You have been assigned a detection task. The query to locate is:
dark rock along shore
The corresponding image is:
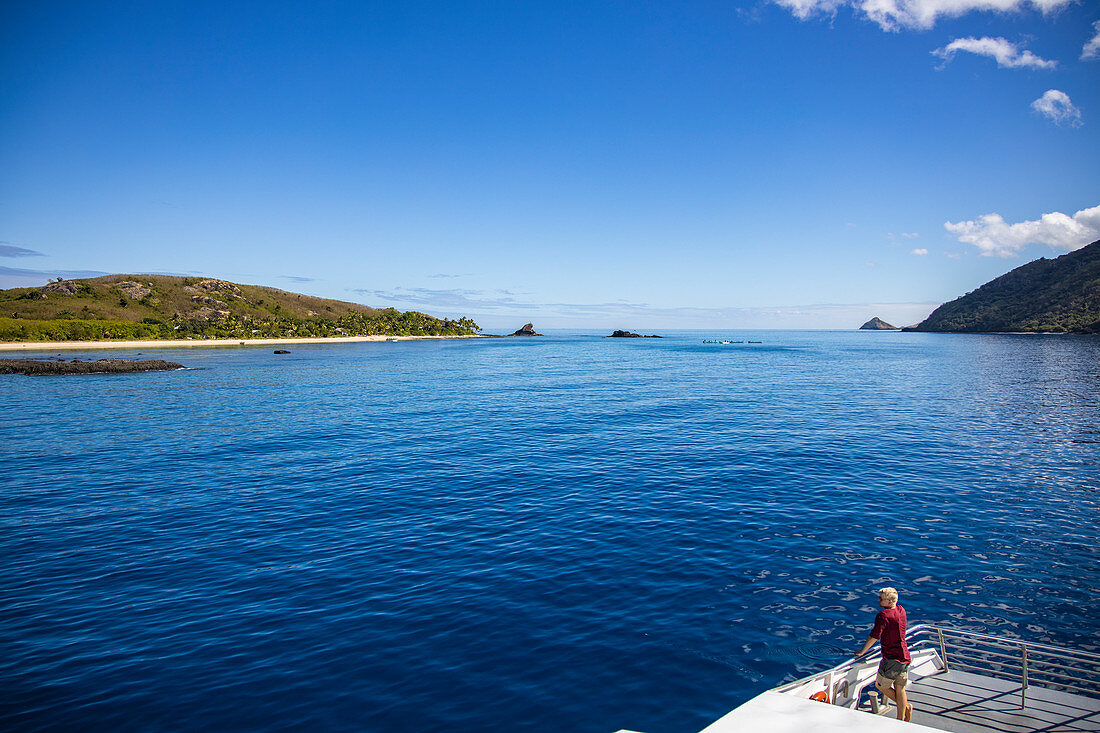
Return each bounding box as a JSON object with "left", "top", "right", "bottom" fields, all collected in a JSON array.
[
  {"left": 511, "top": 323, "right": 542, "bottom": 336},
  {"left": 0, "top": 358, "right": 185, "bottom": 376}
]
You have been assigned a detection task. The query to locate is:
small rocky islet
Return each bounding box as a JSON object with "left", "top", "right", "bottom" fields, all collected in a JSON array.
[
  {"left": 0, "top": 358, "right": 185, "bottom": 376},
  {"left": 607, "top": 330, "right": 662, "bottom": 338},
  {"left": 859, "top": 317, "right": 897, "bottom": 330}
]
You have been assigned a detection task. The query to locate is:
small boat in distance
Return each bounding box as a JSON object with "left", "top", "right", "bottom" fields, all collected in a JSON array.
[{"left": 617, "top": 624, "right": 1100, "bottom": 732}]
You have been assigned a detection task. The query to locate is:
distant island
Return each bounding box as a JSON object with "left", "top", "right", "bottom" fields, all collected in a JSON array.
[
  {"left": 608, "top": 330, "right": 663, "bottom": 338},
  {"left": 905, "top": 239, "right": 1100, "bottom": 334},
  {"left": 0, "top": 275, "right": 481, "bottom": 342},
  {"left": 859, "top": 317, "right": 897, "bottom": 330}
]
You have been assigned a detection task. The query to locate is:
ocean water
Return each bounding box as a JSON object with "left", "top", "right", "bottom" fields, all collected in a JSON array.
[{"left": 2, "top": 330, "right": 1098, "bottom": 732}]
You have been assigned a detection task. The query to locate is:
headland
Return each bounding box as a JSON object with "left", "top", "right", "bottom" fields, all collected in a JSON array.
[{"left": 0, "top": 274, "right": 482, "bottom": 343}]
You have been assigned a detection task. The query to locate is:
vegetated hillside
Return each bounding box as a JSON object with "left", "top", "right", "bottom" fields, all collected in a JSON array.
[
  {"left": 0, "top": 275, "right": 480, "bottom": 341},
  {"left": 905, "top": 239, "right": 1100, "bottom": 334}
]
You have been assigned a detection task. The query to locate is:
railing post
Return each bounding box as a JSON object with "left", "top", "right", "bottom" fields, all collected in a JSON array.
[
  {"left": 1020, "top": 644, "right": 1028, "bottom": 708},
  {"left": 937, "top": 628, "right": 949, "bottom": 673}
]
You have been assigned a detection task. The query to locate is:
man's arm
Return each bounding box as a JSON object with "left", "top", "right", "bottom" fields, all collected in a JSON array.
[
  {"left": 855, "top": 610, "right": 887, "bottom": 658},
  {"left": 854, "top": 635, "right": 878, "bottom": 658}
]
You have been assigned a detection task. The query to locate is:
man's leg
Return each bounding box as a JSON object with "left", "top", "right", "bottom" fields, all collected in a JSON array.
[
  {"left": 875, "top": 678, "right": 898, "bottom": 705},
  {"left": 875, "top": 677, "right": 893, "bottom": 708},
  {"left": 893, "top": 677, "right": 911, "bottom": 721}
]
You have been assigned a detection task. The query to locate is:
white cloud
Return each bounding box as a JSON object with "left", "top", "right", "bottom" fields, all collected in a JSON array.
[
  {"left": 910, "top": 248, "right": 929, "bottom": 255},
  {"left": 945, "top": 204, "right": 1100, "bottom": 257},
  {"left": 888, "top": 231, "right": 920, "bottom": 245},
  {"left": 774, "top": 0, "right": 848, "bottom": 21},
  {"left": 1082, "top": 20, "right": 1100, "bottom": 60},
  {"left": 772, "top": 0, "right": 1072, "bottom": 30},
  {"left": 933, "top": 37, "right": 1056, "bottom": 69},
  {"left": 1030, "top": 89, "right": 1082, "bottom": 126}
]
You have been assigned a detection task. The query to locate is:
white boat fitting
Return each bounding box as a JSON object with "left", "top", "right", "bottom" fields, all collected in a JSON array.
[{"left": 618, "top": 624, "right": 1100, "bottom": 733}]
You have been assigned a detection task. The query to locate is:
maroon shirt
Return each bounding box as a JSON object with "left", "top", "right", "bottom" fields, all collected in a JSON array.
[{"left": 870, "top": 605, "right": 910, "bottom": 663}]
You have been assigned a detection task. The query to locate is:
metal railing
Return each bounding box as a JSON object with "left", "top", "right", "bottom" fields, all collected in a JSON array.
[
  {"left": 772, "top": 624, "right": 1100, "bottom": 712},
  {"left": 907, "top": 624, "right": 1100, "bottom": 706}
]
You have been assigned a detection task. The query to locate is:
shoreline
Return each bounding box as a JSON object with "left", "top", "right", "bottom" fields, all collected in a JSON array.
[{"left": 0, "top": 334, "right": 486, "bottom": 352}]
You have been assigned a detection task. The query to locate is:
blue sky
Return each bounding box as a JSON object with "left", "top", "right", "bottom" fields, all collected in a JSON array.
[{"left": 1, "top": 0, "right": 1097, "bottom": 330}]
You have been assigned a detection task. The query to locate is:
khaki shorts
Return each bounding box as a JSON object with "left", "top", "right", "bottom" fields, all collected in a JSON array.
[{"left": 876, "top": 658, "right": 910, "bottom": 688}]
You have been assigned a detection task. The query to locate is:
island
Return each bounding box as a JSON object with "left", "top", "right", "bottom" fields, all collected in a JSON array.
[
  {"left": 510, "top": 323, "right": 542, "bottom": 336},
  {"left": 0, "top": 358, "right": 185, "bottom": 375},
  {"left": 904, "top": 239, "right": 1100, "bottom": 333},
  {"left": 608, "top": 330, "right": 663, "bottom": 338},
  {"left": 859, "top": 317, "right": 897, "bottom": 330},
  {"left": 0, "top": 274, "right": 482, "bottom": 344}
]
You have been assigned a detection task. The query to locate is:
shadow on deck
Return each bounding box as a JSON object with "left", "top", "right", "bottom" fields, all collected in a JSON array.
[{"left": 897, "top": 670, "right": 1100, "bottom": 733}]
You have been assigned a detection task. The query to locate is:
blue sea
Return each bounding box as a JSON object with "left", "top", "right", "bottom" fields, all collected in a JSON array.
[{"left": 3, "top": 331, "right": 1099, "bottom": 732}]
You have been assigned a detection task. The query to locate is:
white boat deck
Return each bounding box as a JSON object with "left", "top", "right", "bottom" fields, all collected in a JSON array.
[
  {"left": 681, "top": 671, "right": 1100, "bottom": 733},
  {"left": 694, "top": 690, "right": 942, "bottom": 732},
  {"left": 616, "top": 625, "right": 1100, "bottom": 733},
  {"left": 902, "top": 669, "right": 1100, "bottom": 733}
]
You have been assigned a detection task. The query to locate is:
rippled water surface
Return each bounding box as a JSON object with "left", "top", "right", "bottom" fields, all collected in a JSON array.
[{"left": 3, "top": 331, "right": 1099, "bottom": 732}]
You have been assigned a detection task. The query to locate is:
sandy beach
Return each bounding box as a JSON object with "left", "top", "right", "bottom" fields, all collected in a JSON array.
[{"left": 0, "top": 334, "right": 486, "bottom": 352}]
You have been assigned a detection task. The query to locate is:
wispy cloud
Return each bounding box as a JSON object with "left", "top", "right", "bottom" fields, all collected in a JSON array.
[
  {"left": 945, "top": 203, "right": 1100, "bottom": 257},
  {"left": 772, "top": 0, "right": 1072, "bottom": 31},
  {"left": 1082, "top": 20, "right": 1100, "bottom": 60},
  {"left": 887, "top": 232, "right": 919, "bottom": 246},
  {"left": 0, "top": 265, "right": 109, "bottom": 279},
  {"left": 427, "top": 273, "right": 472, "bottom": 279},
  {"left": 1030, "top": 89, "right": 1082, "bottom": 126},
  {"left": 933, "top": 37, "right": 1056, "bottom": 70},
  {"left": 0, "top": 265, "right": 111, "bottom": 289},
  {"left": 352, "top": 286, "right": 937, "bottom": 329},
  {"left": 0, "top": 242, "right": 46, "bottom": 258},
  {"left": 354, "top": 287, "right": 539, "bottom": 312},
  {"left": 280, "top": 275, "right": 318, "bottom": 283},
  {"left": 910, "top": 248, "right": 929, "bottom": 256}
]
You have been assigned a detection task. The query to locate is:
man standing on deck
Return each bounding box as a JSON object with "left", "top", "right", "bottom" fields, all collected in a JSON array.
[{"left": 854, "top": 587, "right": 913, "bottom": 722}]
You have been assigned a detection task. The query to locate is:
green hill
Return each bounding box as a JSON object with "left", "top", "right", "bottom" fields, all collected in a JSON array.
[
  {"left": 904, "top": 240, "right": 1100, "bottom": 334},
  {"left": 0, "top": 274, "right": 480, "bottom": 341}
]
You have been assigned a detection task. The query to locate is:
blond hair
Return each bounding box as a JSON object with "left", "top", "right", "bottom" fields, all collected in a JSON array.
[{"left": 879, "top": 587, "right": 899, "bottom": 604}]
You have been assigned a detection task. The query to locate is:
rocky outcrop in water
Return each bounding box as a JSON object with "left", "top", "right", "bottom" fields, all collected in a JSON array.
[
  {"left": 511, "top": 323, "right": 542, "bottom": 336},
  {"left": 859, "top": 317, "right": 897, "bottom": 330},
  {"left": 0, "top": 358, "right": 185, "bottom": 376},
  {"left": 608, "top": 330, "right": 663, "bottom": 338}
]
